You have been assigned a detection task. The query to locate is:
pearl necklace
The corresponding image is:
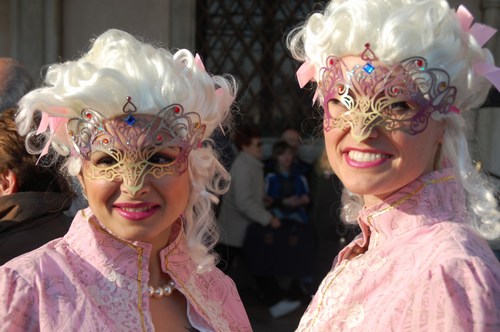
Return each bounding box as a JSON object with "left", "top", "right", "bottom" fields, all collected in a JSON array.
[{"left": 148, "top": 280, "right": 176, "bottom": 298}]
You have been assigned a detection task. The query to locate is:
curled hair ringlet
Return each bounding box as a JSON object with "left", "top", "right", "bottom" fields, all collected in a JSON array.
[
  {"left": 286, "top": 0, "right": 500, "bottom": 240},
  {"left": 16, "top": 29, "right": 238, "bottom": 269}
]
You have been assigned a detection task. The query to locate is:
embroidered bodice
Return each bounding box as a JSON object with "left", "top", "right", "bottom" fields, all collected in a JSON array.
[
  {"left": 297, "top": 169, "right": 500, "bottom": 331},
  {"left": 0, "top": 208, "right": 251, "bottom": 332}
]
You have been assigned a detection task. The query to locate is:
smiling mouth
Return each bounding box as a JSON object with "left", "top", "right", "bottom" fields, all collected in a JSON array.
[
  {"left": 348, "top": 150, "right": 391, "bottom": 162},
  {"left": 119, "top": 206, "right": 154, "bottom": 212},
  {"left": 114, "top": 204, "right": 159, "bottom": 221}
]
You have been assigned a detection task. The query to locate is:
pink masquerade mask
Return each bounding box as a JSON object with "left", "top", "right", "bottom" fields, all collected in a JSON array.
[
  {"left": 67, "top": 97, "right": 205, "bottom": 195},
  {"left": 296, "top": 6, "right": 500, "bottom": 143},
  {"left": 320, "top": 44, "right": 458, "bottom": 143}
]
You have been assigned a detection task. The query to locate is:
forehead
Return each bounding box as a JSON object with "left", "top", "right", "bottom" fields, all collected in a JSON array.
[
  {"left": 324, "top": 55, "right": 417, "bottom": 102},
  {"left": 341, "top": 56, "right": 367, "bottom": 69}
]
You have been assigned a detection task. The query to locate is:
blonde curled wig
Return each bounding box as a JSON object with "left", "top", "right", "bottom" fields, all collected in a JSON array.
[
  {"left": 16, "top": 29, "right": 238, "bottom": 269},
  {"left": 287, "top": 0, "right": 500, "bottom": 240}
]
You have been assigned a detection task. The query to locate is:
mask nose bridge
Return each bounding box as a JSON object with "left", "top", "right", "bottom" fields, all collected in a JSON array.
[
  {"left": 343, "top": 94, "right": 383, "bottom": 142},
  {"left": 119, "top": 155, "right": 150, "bottom": 196}
]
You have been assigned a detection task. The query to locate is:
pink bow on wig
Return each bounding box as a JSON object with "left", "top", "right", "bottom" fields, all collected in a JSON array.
[
  {"left": 456, "top": 5, "right": 500, "bottom": 91},
  {"left": 296, "top": 60, "right": 319, "bottom": 104},
  {"left": 35, "top": 109, "right": 69, "bottom": 162},
  {"left": 195, "top": 53, "right": 235, "bottom": 112}
]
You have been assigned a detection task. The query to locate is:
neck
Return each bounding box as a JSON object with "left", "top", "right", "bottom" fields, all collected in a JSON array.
[{"left": 147, "top": 228, "right": 172, "bottom": 286}]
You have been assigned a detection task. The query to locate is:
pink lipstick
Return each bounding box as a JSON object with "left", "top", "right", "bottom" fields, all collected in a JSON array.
[{"left": 113, "top": 202, "right": 159, "bottom": 220}]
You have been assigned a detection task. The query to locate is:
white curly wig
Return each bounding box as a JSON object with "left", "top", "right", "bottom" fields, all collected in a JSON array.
[
  {"left": 287, "top": 0, "right": 500, "bottom": 240},
  {"left": 16, "top": 29, "right": 238, "bottom": 269}
]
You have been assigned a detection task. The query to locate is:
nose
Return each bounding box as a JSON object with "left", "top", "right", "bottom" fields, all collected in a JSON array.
[
  {"left": 122, "top": 182, "right": 149, "bottom": 197},
  {"left": 120, "top": 168, "right": 151, "bottom": 197},
  {"left": 346, "top": 110, "right": 383, "bottom": 143}
]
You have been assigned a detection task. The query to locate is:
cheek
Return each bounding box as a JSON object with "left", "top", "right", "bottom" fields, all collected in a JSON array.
[
  {"left": 82, "top": 178, "right": 118, "bottom": 205},
  {"left": 158, "top": 173, "right": 191, "bottom": 203},
  {"left": 392, "top": 133, "right": 438, "bottom": 172},
  {"left": 323, "top": 130, "right": 343, "bottom": 173}
]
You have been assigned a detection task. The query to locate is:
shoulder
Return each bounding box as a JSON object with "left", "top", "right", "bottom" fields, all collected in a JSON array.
[
  {"left": 409, "top": 223, "right": 500, "bottom": 306},
  {"left": 231, "top": 154, "right": 253, "bottom": 171},
  {"left": 1, "top": 238, "right": 70, "bottom": 286},
  {"left": 0, "top": 240, "right": 69, "bottom": 327},
  {"left": 432, "top": 221, "right": 498, "bottom": 263}
]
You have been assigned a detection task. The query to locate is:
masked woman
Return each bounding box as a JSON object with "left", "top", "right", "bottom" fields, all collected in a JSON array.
[
  {"left": 0, "top": 29, "right": 251, "bottom": 332},
  {"left": 287, "top": 0, "right": 500, "bottom": 330}
]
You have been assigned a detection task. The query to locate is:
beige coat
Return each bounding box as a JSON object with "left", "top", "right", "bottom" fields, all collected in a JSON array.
[{"left": 218, "top": 151, "right": 273, "bottom": 247}]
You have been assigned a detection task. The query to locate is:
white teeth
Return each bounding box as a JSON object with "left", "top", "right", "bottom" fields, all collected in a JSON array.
[
  {"left": 348, "top": 150, "right": 389, "bottom": 162},
  {"left": 121, "top": 207, "right": 151, "bottom": 212}
]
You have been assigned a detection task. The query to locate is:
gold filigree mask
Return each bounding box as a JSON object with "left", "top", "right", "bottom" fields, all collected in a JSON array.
[
  {"left": 320, "top": 46, "right": 457, "bottom": 143},
  {"left": 67, "top": 101, "right": 205, "bottom": 195}
]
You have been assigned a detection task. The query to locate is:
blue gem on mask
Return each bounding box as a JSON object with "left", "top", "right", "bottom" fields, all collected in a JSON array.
[
  {"left": 363, "top": 63, "right": 375, "bottom": 74},
  {"left": 124, "top": 114, "right": 136, "bottom": 125}
]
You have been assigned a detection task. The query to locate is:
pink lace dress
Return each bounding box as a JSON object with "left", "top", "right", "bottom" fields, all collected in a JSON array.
[
  {"left": 297, "top": 169, "right": 500, "bottom": 331},
  {"left": 0, "top": 208, "right": 251, "bottom": 332}
]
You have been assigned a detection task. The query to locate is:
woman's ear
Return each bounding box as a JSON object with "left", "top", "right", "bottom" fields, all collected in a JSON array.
[{"left": 0, "top": 169, "right": 19, "bottom": 196}]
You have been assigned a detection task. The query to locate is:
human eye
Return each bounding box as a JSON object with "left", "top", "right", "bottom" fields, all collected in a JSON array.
[
  {"left": 388, "top": 101, "right": 411, "bottom": 112},
  {"left": 148, "top": 153, "right": 175, "bottom": 164},
  {"left": 148, "top": 147, "right": 181, "bottom": 165},
  {"left": 387, "top": 100, "right": 418, "bottom": 115},
  {"left": 91, "top": 152, "right": 118, "bottom": 167}
]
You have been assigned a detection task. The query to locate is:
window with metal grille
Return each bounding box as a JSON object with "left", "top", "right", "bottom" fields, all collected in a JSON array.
[{"left": 196, "top": 0, "right": 326, "bottom": 137}]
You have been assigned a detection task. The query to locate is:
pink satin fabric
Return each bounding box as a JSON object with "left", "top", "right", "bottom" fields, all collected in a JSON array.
[
  {"left": 0, "top": 208, "right": 251, "bottom": 332},
  {"left": 298, "top": 169, "right": 500, "bottom": 331}
]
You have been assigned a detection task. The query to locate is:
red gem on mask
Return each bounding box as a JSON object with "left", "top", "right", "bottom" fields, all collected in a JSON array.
[
  {"left": 174, "top": 106, "right": 180, "bottom": 113},
  {"left": 416, "top": 59, "right": 424, "bottom": 69},
  {"left": 329, "top": 59, "right": 334, "bottom": 66},
  {"left": 86, "top": 113, "right": 92, "bottom": 119},
  {"left": 156, "top": 134, "right": 163, "bottom": 142}
]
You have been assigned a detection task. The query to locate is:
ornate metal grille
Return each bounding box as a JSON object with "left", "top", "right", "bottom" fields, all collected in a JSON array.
[{"left": 196, "top": 0, "right": 326, "bottom": 136}]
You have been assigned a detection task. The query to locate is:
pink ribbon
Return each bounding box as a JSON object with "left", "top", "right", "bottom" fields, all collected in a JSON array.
[
  {"left": 456, "top": 5, "right": 500, "bottom": 91},
  {"left": 194, "top": 53, "right": 206, "bottom": 72},
  {"left": 449, "top": 105, "right": 460, "bottom": 114},
  {"left": 195, "top": 53, "right": 234, "bottom": 110},
  {"left": 474, "top": 63, "right": 500, "bottom": 92},
  {"left": 456, "top": 5, "right": 496, "bottom": 47},
  {"left": 296, "top": 60, "right": 315, "bottom": 88},
  {"left": 35, "top": 110, "right": 69, "bottom": 162}
]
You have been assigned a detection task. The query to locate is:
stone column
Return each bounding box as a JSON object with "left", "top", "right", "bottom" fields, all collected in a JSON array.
[
  {"left": 168, "top": 0, "right": 196, "bottom": 50},
  {"left": 9, "top": 0, "right": 61, "bottom": 83}
]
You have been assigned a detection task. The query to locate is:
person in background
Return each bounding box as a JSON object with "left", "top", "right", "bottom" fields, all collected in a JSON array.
[
  {"left": 0, "top": 108, "right": 73, "bottom": 265},
  {"left": 0, "top": 29, "right": 251, "bottom": 331},
  {"left": 265, "top": 128, "right": 311, "bottom": 178},
  {"left": 287, "top": 0, "right": 500, "bottom": 330},
  {"left": 218, "top": 125, "right": 301, "bottom": 318},
  {"left": 265, "top": 140, "right": 310, "bottom": 225},
  {"left": 0, "top": 58, "right": 34, "bottom": 112}
]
